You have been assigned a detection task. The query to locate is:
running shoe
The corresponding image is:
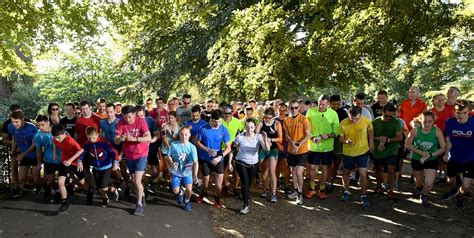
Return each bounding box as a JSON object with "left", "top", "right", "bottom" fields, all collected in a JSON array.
[
  {"left": 325, "top": 182, "right": 334, "bottom": 194},
  {"left": 341, "top": 191, "right": 351, "bottom": 202},
  {"left": 101, "top": 198, "right": 110, "bottom": 207},
  {"left": 296, "top": 194, "right": 303, "bottom": 205},
  {"left": 240, "top": 205, "right": 249, "bottom": 214},
  {"left": 233, "top": 189, "right": 242, "bottom": 199},
  {"left": 12, "top": 188, "right": 22, "bottom": 198},
  {"left": 361, "top": 195, "right": 371, "bottom": 207},
  {"left": 134, "top": 204, "right": 144, "bottom": 216},
  {"left": 271, "top": 194, "right": 277, "bottom": 203},
  {"left": 305, "top": 190, "right": 317, "bottom": 199},
  {"left": 420, "top": 194, "right": 430, "bottom": 207},
  {"left": 58, "top": 202, "right": 69, "bottom": 213},
  {"left": 196, "top": 194, "right": 205, "bottom": 204},
  {"left": 110, "top": 189, "right": 119, "bottom": 201},
  {"left": 34, "top": 185, "right": 42, "bottom": 195},
  {"left": 287, "top": 191, "right": 298, "bottom": 199},
  {"left": 177, "top": 192, "right": 184, "bottom": 205},
  {"left": 441, "top": 189, "right": 459, "bottom": 201},
  {"left": 455, "top": 196, "right": 464, "bottom": 209},
  {"left": 373, "top": 186, "right": 384, "bottom": 196},
  {"left": 184, "top": 201, "right": 192, "bottom": 211},
  {"left": 260, "top": 190, "right": 268, "bottom": 198}
]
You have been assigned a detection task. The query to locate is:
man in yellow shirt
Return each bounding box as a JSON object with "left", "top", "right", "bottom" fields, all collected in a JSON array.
[{"left": 339, "top": 106, "right": 374, "bottom": 207}]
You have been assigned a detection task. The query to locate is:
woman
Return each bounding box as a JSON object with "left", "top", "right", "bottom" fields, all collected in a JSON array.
[
  {"left": 405, "top": 110, "right": 445, "bottom": 207},
  {"left": 256, "top": 107, "right": 282, "bottom": 202},
  {"left": 161, "top": 111, "right": 181, "bottom": 179},
  {"left": 234, "top": 119, "right": 271, "bottom": 214},
  {"left": 48, "top": 102, "right": 61, "bottom": 125}
]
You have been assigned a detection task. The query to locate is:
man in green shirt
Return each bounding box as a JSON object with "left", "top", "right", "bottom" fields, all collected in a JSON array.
[
  {"left": 372, "top": 104, "right": 402, "bottom": 200},
  {"left": 305, "top": 95, "right": 340, "bottom": 200}
]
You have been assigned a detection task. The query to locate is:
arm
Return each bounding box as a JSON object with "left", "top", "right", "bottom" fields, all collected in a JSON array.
[
  {"left": 273, "top": 121, "right": 283, "bottom": 143},
  {"left": 433, "top": 128, "right": 446, "bottom": 158},
  {"left": 443, "top": 137, "right": 452, "bottom": 162},
  {"left": 2, "top": 133, "right": 12, "bottom": 145},
  {"left": 66, "top": 149, "right": 85, "bottom": 165},
  {"left": 368, "top": 129, "right": 374, "bottom": 153},
  {"left": 258, "top": 134, "right": 271, "bottom": 151},
  {"left": 255, "top": 122, "right": 263, "bottom": 133},
  {"left": 298, "top": 120, "right": 312, "bottom": 145},
  {"left": 36, "top": 144, "right": 43, "bottom": 165}
]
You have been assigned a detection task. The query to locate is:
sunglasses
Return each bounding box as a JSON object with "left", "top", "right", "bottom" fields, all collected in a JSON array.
[
  {"left": 75, "top": 112, "right": 81, "bottom": 115},
  {"left": 183, "top": 102, "right": 190, "bottom": 105},
  {"left": 290, "top": 107, "right": 299, "bottom": 110},
  {"left": 51, "top": 108, "right": 59, "bottom": 111}
]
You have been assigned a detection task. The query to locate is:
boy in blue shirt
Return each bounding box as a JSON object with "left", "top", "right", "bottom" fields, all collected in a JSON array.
[
  {"left": 34, "top": 115, "right": 62, "bottom": 201},
  {"left": 8, "top": 110, "right": 40, "bottom": 195},
  {"left": 167, "top": 126, "right": 198, "bottom": 211}
]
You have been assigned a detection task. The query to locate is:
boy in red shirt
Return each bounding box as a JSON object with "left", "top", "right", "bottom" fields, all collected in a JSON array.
[{"left": 52, "top": 124, "right": 85, "bottom": 213}]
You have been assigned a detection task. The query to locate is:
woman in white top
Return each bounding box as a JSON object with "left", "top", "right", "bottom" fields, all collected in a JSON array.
[{"left": 233, "top": 119, "right": 271, "bottom": 214}]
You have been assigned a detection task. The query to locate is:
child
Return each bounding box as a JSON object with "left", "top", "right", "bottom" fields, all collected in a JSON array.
[
  {"left": 167, "top": 126, "right": 198, "bottom": 211},
  {"left": 81, "top": 127, "right": 120, "bottom": 207},
  {"left": 52, "top": 124, "right": 85, "bottom": 213}
]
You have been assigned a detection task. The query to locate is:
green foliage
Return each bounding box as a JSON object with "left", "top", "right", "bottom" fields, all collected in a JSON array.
[{"left": 0, "top": 75, "right": 44, "bottom": 121}]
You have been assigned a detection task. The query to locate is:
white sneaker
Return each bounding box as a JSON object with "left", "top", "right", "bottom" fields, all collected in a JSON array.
[
  {"left": 296, "top": 195, "right": 303, "bottom": 205},
  {"left": 240, "top": 205, "right": 249, "bottom": 214},
  {"left": 287, "top": 191, "right": 298, "bottom": 199}
]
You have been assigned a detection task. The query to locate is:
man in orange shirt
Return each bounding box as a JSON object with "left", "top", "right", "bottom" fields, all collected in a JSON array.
[
  {"left": 283, "top": 100, "right": 312, "bottom": 205},
  {"left": 399, "top": 86, "right": 427, "bottom": 131},
  {"left": 94, "top": 98, "right": 108, "bottom": 119}
]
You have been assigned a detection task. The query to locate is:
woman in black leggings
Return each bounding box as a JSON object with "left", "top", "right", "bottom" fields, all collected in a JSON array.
[{"left": 233, "top": 119, "right": 270, "bottom": 214}]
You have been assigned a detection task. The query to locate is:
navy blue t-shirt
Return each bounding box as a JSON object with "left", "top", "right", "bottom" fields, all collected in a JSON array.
[
  {"left": 8, "top": 122, "right": 37, "bottom": 158},
  {"left": 445, "top": 117, "right": 474, "bottom": 164},
  {"left": 184, "top": 119, "right": 207, "bottom": 137}
]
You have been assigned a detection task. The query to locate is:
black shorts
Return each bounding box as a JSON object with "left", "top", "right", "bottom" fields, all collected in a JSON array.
[
  {"left": 93, "top": 168, "right": 112, "bottom": 189},
  {"left": 58, "top": 164, "right": 85, "bottom": 180},
  {"left": 44, "top": 162, "right": 60, "bottom": 175},
  {"left": 411, "top": 158, "right": 437, "bottom": 171},
  {"left": 287, "top": 153, "right": 308, "bottom": 167},
  {"left": 374, "top": 155, "right": 398, "bottom": 171},
  {"left": 200, "top": 160, "right": 224, "bottom": 176},
  {"left": 307, "top": 151, "right": 333, "bottom": 166},
  {"left": 447, "top": 160, "right": 474, "bottom": 179},
  {"left": 147, "top": 144, "right": 159, "bottom": 166},
  {"left": 19, "top": 157, "right": 38, "bottom": 166}
]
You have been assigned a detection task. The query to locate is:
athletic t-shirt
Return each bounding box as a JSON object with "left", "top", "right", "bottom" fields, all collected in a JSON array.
[
  {"left": 2, "top": 118, "right": 32, "bottom": 140},
  {"left": 222, "top": 117, "right": 242, "bottom": 143},
  {"left": 176, "top": 106, "right": 192, "bottom": 123},
  {"left": 234, "top": 133, "right": 263, "bottom": 165},
  {"left": 184, "top": 119, "right": 208, "bottom": 137},
  {"left": 431, "top": 107, "right": 454, "bottom": 132},
  {"left": 284, "top": 114, "right": 310, "bottom": 154},
  {"left": 339, "top": 117, "right": 373, "bottom": 157},
  {"left": 75, "top": 115, "right": 101, "bottom": 146},
  {"left": 52, "top": 135, "right": 82, "bottom": 165},
  {"left": 411, "top": 126, "right": 439, "bottom": 161},
  {"left": 400, "top": 98, "right": 427, "bottom": 131},
  {"left": 8, "top": 122, "right": 37, "bottom": 158},
  {"left": 100, "top": 118, "right": 121, "bottom": 150},
  {"left": 445, "top": 117, "right": 474, "bottom": 164},
  {"left": 306, "top": 107, "right": 340, "bottom": 152},
  {"left": 115, "top": 117, "right": 150, "bottom": 160},
  {"left": 197, "top": 124, "right": 231, "bottom": 162},
  {"left": 34, "top": 130, "right": 61, "bottom": 164},
  {"left": 168, "top": 141, "right": 198, "bottom": 177},
  {"left": 60, "top": 116, "right": 76, "bottom": 136},
  {"left": 372, "top": 117, "right": 402, "bottom": 158}
]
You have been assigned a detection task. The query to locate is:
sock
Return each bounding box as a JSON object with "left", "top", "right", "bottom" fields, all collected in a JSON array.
[
  {"left": 319, "top": 184, "right": 326, "bottom": 192},
  {"left": 178, "top": 189, "right": 184, "bottom": 196}
]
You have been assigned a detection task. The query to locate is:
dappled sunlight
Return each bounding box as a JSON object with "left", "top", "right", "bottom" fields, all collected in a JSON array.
[
  {"left": 360, "top": 214, "right": 416, "bottom": 231},
  {"left": 382, "top": 230, "right": 392, "bottom": 234},
  {"left": 393, "top": 208, "right": 416, "bottom": 216},
  {"left": 251, "top": 200, "right": 266, "bottom": 208},
  {"left": 219, "top": 227, "right": 243, "bottom": 237}
]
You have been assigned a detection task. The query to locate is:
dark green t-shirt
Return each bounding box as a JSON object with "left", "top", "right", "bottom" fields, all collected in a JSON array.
[{"left": 372, "top": 117, "right": 402, "bottom": 159}]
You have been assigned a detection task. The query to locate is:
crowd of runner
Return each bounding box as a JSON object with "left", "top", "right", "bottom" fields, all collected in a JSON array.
[{"left": 1, "top": 85, "right": 473, "bottom": 216}]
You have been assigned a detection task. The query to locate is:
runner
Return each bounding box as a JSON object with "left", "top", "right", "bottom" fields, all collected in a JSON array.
[
  {"left": 202, "top": 99, "right": 214, "bottom": 122},
  {"left": 400, "top": 85, "right": 428, "bottom": 131},
  {"left": 275, "top": 103, "right": 291, "bottom": 194},
  {"left": 442, "top": 100, "right": 473, "bottom": 208},
  {"left": 184, "top": 105, "right": 208, "bottom": 144},
  {"left": 305, "top": 95, "right": 339, "bottom": 200},
  {"left": 176, "top": 94, "right": 193, "bottom": 123},
  {"left": 145, "top": 98, "right": 154, "bottom": 112},
  {"left": 8, "top": 110, "right": 41, "bottom": 195},
  {"left": 234, "top": 119, "right": 271, "bottom": 214},
  {"left": 444, "top": 86, "right": 460, "bottom": 113},
  {"left": 196, "top": 110, "right": 232, "bottom": 208},
  {"left": 94, "top": 98, "right": 108, "bottom": 119},
  {"left": 405, "top": 111, "right": 446, "bottom": 207},
  {"left": 81, "top": 127, "right": 120, "bottom": 207},
  {"left": 47, "top": 102, "right": 61, "bottom": 125},
  {"left": 339, "top": 106, "right": 374, "bottom": 207},
  {"left": 60, "top": 102, "right": 77, "bottom": 136},
  {"left": 256, "top": 107, "right": 282, "bottom": 202},
  {"left": 372, "top": 104, "right": 402, "bottom": 200},
  {"left": 284, "top": 100, "right": 312, "bottom": 205},
  {"left": 114, "top": 105, "right": 152, "bottom": 216},
  {"left": 161, "top": 111, "right": 181, "bottom": 183},
  {"left": 34, "top": 115, "right": 62, "bottom": 202},
  {"left": 167, "top": 99, "right": 177, "bottom": 112},
  {"left": 52, "top": 124, "right": 86, "bottom": 213},
  {"left": 328, "top": 95, "right": 348, "bottom": 193},
  {"left": 354, "top": 93, "right": 374, "bottom": 121},
  {"left": 371, "top": 90, "right": 391, "bottom": 118},
  {"left": 167, "top": 126, "right": 199, "bottom": 211}
]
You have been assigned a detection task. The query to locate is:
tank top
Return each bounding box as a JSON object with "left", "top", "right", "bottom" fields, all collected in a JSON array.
[
  {"left": 412, "top": 126, "right": 439, "bottom": 161},
  {"left": 261, "top": 120, "right": 278, "bottom": 150}
]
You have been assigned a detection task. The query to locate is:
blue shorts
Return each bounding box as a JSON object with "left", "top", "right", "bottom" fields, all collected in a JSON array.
[
  {"left": 342, "top": 152, "right": 369, "bottom": 170},
  {"left": 308, "top": 151, "right": 333, "bottom": 166},
  {"left": 171, "top": 174, "right": 193, "bottom": 188},
  {"left": 125, "top": 157, "right": 147, "bottom": 174}
]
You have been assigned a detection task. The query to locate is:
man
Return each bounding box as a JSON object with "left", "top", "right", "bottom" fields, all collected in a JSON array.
[
  {"left": 114, "top": 102, "right": 123, "bottom": 119},
  {"left": 339, "top": 106, "right": 374, "bottom": 207},
  {"left": 442, "top": 100, "right": 474, "bottom": 208},
  {"left": 196, "top": 110, "right": 232, "bottom": 208},
  {"left": 297, "top": 99, "right": 307, "bottom": 116},
  {"left": 94, "top": 98, "right": 108, "bottom": 119},
  {"left": 284, "top": 100, "right": 312, "bottom": 205},
  {"left": 241, "top": 106, "right": 259, "bottom": 130},
  {"left": 176, "top": 94, "right": 193, "bottom": 123},
  {"left": 202, "top": 99, "right": 214, "bottom": 122},
  {"left": 354, "top": 93, "right": 374, "bottom": 121},
  {"left": 184, "top": 105, "right": 208, "bottom": 145},
  {"left": 8, "top": 111, "right": 40, "bottom": 196},
  {"left": 34, "top": 115, "right": 62, "bottom": 202},
  {"left": 371, "top": 90, "right": 391, "bottom": 118},
  {"left": 445, "top": 86, "right": 460, "bottom": 113},
  {"left": 305, "top": 95, "right": 339, "bottom": 200},
  {"left": 60, "top": 102, "right": 77, "bottom": 136},
  {"left": 275, "top": 103, "right": 291, "bottom": 194},
  {"left": 328, "top": 95, "right": 348, "bottom": 192},
  {"left": 115, "top": 105, "right": 152, "bottom": 216},
  {"left": 372, "top": 104, "right": 402, "bottom": 200},
  {"left": 221, "top": 105, "right": 243, "bottom": 198},
  {"left": 167, "top": 126, "right": 199, "bottom": 211},
  {"left": 149, "top": 97, "right": 169, "bottom": 128},
  {"left": 145, "top": 98, "right": 154, "bottom": 112},
  {"left": 167, "top": 99, "right": 177, "bottom": 112},
  {"left": 400, "top": 85, "right": 428, "bottom": 131}
]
